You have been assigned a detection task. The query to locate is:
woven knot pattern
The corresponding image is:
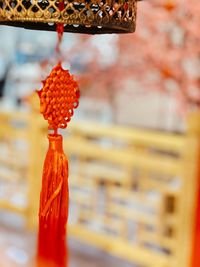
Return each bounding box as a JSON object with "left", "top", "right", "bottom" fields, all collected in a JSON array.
[{"left": 38, "top": 63, "right": 80, "bottom": 130}]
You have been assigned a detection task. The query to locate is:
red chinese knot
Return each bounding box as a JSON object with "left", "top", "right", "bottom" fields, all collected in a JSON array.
[{"left": 38, "top": 63, "right": 80, "bottom": 131}]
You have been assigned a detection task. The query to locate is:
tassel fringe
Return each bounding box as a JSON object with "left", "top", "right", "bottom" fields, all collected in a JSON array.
[{"left": 37, "top": 134, "right": 68, "bottom": 267}]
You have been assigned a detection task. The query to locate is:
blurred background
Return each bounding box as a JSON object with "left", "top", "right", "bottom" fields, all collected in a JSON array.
[{"left": 0, "top": 0, "right": 199, "bottom": 266}]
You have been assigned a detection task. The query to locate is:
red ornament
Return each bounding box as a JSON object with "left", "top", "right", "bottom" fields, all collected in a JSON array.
[
  {"left": 38, "top": 63, "right": 80, "bottom": 132},
  {"left": 36, "top": 23, "right": 80, "bottom": 267}
]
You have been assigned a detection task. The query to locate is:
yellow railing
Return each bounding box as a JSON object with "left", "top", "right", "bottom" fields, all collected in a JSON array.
[
  {"left": 0, "top": 111, "right": 199, "bottom": 267},
  {"left": 65, "top": 119, "right": 199, "bottom": 267}
]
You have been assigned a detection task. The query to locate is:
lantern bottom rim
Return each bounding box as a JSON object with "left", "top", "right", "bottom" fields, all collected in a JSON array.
[{"left": 0, "top": 20, "right": 135, "bottom": 34}]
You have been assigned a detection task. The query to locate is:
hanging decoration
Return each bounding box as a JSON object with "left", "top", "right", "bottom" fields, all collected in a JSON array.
[
  {"left": 0, "top": 0, "right": 142, "bottom": 266},
  {"left": 36, "top": 21, "right": 80, "bottom": 266}
]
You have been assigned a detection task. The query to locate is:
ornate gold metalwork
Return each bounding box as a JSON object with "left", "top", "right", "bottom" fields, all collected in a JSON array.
[{"left": 0, "top": 0, "right": 137, "bottom": 34}]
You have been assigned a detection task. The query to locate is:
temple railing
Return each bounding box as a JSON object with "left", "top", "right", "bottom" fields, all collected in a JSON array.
[{"left": 0, "top": 111, "right": 199, "bottom": 267}]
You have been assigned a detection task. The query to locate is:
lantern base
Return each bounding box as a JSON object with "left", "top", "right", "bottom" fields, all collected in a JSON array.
[
  {"left": 0, "top": 0, "right": 137, "bottom": 34},
  {"left": 0, "top": 21, "right": 135, "bottom": 34}
]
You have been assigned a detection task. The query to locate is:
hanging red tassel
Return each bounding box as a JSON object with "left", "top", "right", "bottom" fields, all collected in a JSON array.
[
  {"left": 37, "top": 134, "right": 68, "bottom": 267},
  {"left": 36, "top": 62, "right": 80, "bottom": 267}
]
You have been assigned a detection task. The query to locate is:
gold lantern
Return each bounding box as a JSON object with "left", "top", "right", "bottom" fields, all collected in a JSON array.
[{"left": 0, "top": 0, "right": 140, "bottom": 34}]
